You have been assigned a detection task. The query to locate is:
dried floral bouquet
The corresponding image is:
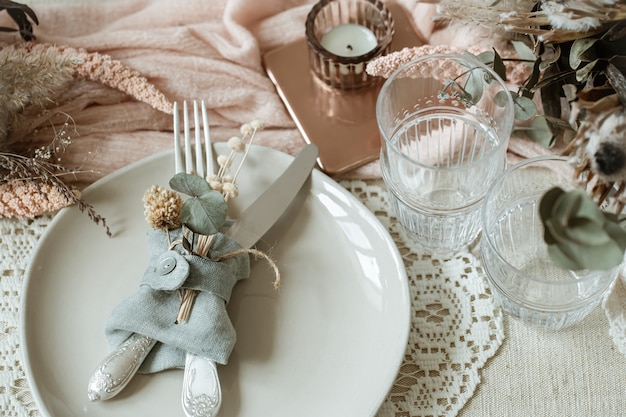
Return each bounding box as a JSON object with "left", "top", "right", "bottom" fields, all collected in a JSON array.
[
  {"left": 0, "top": 1, "right": 173, "bottom": 233},
  {"left": 368, "top": 0, "right": 626, "bottom": 270}
]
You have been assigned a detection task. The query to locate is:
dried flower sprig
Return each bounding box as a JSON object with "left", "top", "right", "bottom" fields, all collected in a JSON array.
[
  {"left": 0, "top": 114, "right": 111, "bottom": 235},
  {"left": 0, "top": 41, "right": 174, "bottom": 228},
  {"left": 143, "top": 185, "right": 183, "bottom": 230},
  {"left": 432, "top": 0, "right": 536, "bottom": 35},
  {"left": 411, "top": 1, "right": 626, "bottom": 270},
  {"left": 19, "top": 43, "right": 174, "bottom": 114},
  {"left": 501, "top": 0, "right": 626, "bottom": 42},
  {"left": 142, "top": 120, "right": 279, "bottom": 323},
  {"left": 208, "top": 119, "right": 265, "bottom": 200},
  {"left": 0, "top": 151, "right": 111, "bottom": 236}
]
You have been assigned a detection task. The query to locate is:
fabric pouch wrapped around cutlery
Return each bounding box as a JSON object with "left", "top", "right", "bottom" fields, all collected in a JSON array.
[{"left": 105, "top": 227, "right": 250, "bottom": 373}]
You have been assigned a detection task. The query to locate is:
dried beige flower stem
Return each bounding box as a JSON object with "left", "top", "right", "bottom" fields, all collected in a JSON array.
[
  {"left": 0, "top": 152, "right": 111, "bottom": 235},
  {"left": 71, "top": 49, "right": 173, "bottom": 114},
  {"left": 0, "top": 180, "right": 71, "bottom": 218},
  {"left": 16, "top": 42, "right": 173, "bottom": 114},
  {"left": 501, "top": 3, "right": 626, "bottom": 42},
  {"left": 433, "top": 0, "right": 536, "bottom": 30},
  {"left": 366, "top": 45, "right": 530, "bottom": 85}
]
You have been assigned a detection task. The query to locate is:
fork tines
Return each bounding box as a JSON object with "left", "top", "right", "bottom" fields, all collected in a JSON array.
[{"left": 173, "top": 100, "right": 214, "bottom": 178}]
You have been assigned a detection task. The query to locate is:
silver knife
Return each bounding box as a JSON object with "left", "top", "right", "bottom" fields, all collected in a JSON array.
[{"left": 87, "top": 144, "right": 319, "bottom": 402}]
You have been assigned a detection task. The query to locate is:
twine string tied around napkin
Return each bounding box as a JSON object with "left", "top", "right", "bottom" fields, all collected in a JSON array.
[{"left": 169, "top": 230, "right": 280, "bottom": 324}]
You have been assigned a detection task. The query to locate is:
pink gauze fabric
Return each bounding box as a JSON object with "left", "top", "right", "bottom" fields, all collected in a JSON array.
[{"left": 0, "top": 0, "right": 550, "bottom": 185}]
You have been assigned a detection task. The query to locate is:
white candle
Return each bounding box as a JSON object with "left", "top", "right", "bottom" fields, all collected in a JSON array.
[{"left": 320, "top": 23, "right": 377, "bottom": 57}]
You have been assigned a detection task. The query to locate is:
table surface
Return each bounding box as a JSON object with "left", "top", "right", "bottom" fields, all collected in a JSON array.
[
  {"left": 4, "top": 0, "right": 626, "bottom": 415},
  {"left": 2, "top": 179, "right": 626, "bottom": 417}
]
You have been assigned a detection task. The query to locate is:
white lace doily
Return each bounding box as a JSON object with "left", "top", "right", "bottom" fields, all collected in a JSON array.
[
  {"left": 0, "top": 215, "right": 53, "bottom": 417},
  {"left": 2, "top": 180, "right": 505, "bottom": 417},
  {"left": 342, "top": 180, "right": 504, "bottom": 417}
]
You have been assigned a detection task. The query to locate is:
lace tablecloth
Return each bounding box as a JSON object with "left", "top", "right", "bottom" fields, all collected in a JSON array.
[{"left": 3, "top": 179, "right": 626, "bottom": 417}]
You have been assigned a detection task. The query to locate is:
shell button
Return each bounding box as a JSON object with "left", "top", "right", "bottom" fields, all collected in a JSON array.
[
  {"left": 142, "top": 250, "right": 190, "bottom": 290},
  {"left": 159, "top": 256, "right": 177, "bottom": 275}
]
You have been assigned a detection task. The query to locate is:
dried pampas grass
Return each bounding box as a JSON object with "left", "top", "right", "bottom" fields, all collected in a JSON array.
[{"left": 0, "top": 42, "right": 173, "bottom": 224}]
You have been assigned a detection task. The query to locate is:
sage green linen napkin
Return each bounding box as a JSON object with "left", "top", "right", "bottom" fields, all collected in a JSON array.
[{"left": 105, "top": 228, "right": 250, "bottom": 373}]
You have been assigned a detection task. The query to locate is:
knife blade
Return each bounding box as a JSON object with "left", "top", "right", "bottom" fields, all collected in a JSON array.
[
  {"left": 225, "top": 143, "right": 318, "bottom": 247},
  {"left": 87, "top": 144, "right": 319, "bottom": 402}
]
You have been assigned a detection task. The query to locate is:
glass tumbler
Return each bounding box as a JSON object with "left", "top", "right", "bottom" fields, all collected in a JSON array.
[
  {"left": 305, "top": 0, "right": 394, "bottom": 90},
  {"left": 376, "top": 53, "right": 514, "bottom": 253},
  {"left": 480, "top": 156, "right": 621, "bottom": 331}
]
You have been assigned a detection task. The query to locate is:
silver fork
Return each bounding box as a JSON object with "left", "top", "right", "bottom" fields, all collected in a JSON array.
[
  {"left": 86, "top": 102, "right": 221, "bottom": 406},
  {"left": 173, "top": 100, "right": 222, "bottom": 417}
]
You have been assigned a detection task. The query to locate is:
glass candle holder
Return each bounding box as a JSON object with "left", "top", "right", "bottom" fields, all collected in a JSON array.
[{"left": 305, "top": 0, "right": 394, "bottom": 90}]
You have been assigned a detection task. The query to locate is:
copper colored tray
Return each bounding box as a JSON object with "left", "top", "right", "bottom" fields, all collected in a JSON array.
[{"left": 263, "top": 2, "right": 425, "bottom": 175}]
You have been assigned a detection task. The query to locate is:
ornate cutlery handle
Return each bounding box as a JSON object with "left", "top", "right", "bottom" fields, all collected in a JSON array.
[
  {"left": 87, "top": 333, "right": 157, "bottom": 401},
  {"left": 181, "top": 353, "right": 222, "bottom": 417}
]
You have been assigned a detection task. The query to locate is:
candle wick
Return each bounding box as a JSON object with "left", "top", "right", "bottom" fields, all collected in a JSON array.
[{"left": 346, "top": 44, "right": 353, "bottom": 51}]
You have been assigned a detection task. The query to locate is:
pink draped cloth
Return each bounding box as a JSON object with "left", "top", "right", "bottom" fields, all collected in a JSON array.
[{"left": 1, "top": 0, "right": 549, "bottom": 186}]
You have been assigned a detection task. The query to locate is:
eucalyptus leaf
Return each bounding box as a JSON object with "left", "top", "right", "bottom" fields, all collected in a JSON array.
[
  {"left": 553, "top": 189, "right": 603, "bottom": 225},
  {"left": 541, "top": 187, "right": 626, "bottom": 270},
  {"left": 524, "top": 59, "right": 542, "bottom": 94},
  {"left": 182, "top": 235, "right": 192, "bottom": 252},
  {"left": 539, "top": 187, "right": 565, "bottom": 223},
  {"left": 528, "top": 116, "right": 556, "bottom": 147},
  {"left": 169, "top": 172, "right": 213, "bottom": 197},
  {"left": 0, "top": 0, "right": 38, "bottom": 41},
  {"left": 180, "top": 190, "right": 227, "bottom": 236},
  {"left": 604, "top": 218, "right": 626, "bottom": 247},
  {"left": 549, "top": 237, "right": 618, "bottom": 270},
  {"left": 565, "top": 218, "right": 611, "bottom": 245},
  {"left": 570, "top": 38, "right": 598, "bottom": 69},
  {"left": 494, "top": 90, "right": 512, "bottom": 107},
  {"left": 539, "top": 44, "right": 561, "bottom": 71},
  {"left": 547, "top": 244, "right": 583, "bottom": 270},
  {"left": 544, "top": 219, "right": 568, "bottom": 245},
  {"left": 464, "top": 68, "right": 484, "bottom": 103},
  {"left": 475, "top": 50, "right": 495, "bottom": 65},
  {"left": 511, "top": 40, "right": 536, "bottom": 63},
  {"left": 602, "top": 20, "right": 626, "bottom": 42},
  {"left": 512, "top": 95, "right": 536, "bottom": 121},
  {"left": 569, "top": 240, "right": 624, "bottom": 270},
  {"left": 539, "top": 65, "right": 564, "bottom": 120},
  {"left": 569, "top": 189, "right": 605, "bottom": 223},
  {"left": 576, "top": 59, "right": 599, "bottom": 83}
]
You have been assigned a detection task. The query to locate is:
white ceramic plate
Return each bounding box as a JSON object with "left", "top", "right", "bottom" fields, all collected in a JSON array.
[{"left": 21, "top": 144, "right": 409, "bottom": 417}]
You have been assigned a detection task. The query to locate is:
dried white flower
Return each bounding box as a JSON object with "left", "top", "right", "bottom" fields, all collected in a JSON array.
[
  {"left": 217, "top": 154, "right": 229, "bottom": 167},
  {"left": 250, "top": 119, "right": 265, "bottom": 130},
  {"left": 240, "top": 123, "right": 253, "bottom": 135},
  {"left": 222, "top": 182, "right": 239, "bottom": 198},
  {"left": 227, "top": 136, "right": 245, "bottom": 152},
  {"left": 540, "top": 0, "right": 616, "bottom": 31},
  {"left": 143, "top": 185, "right": 183, "bottom": 230}
]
